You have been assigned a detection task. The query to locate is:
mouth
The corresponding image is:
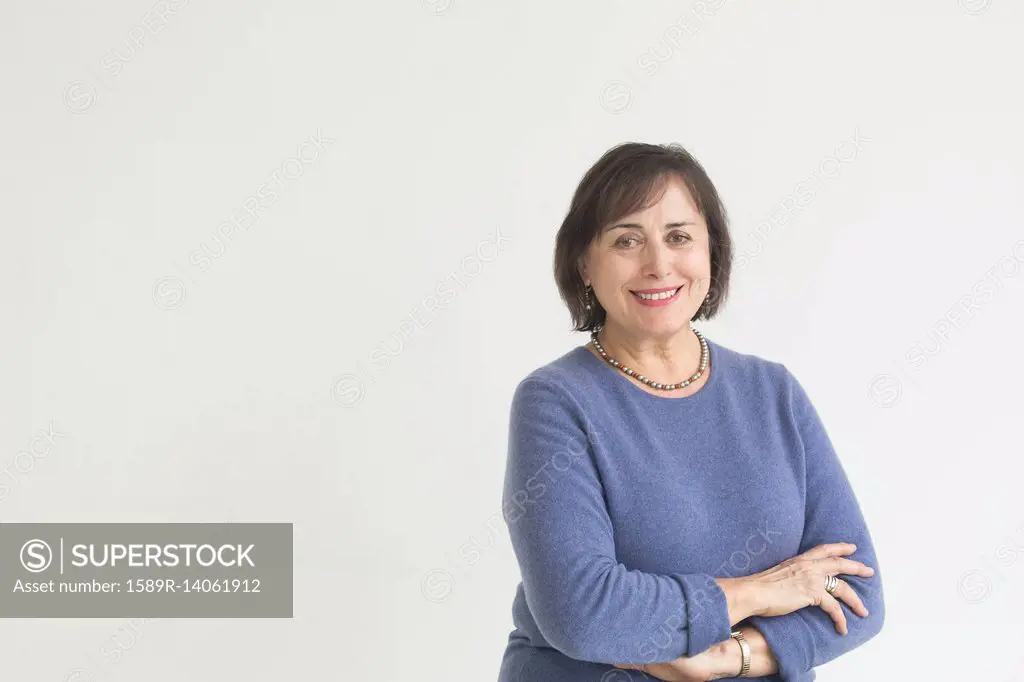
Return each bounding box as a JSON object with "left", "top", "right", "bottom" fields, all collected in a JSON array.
[{"left": 630, "top": 285, "right": 683, "bottom": 304}]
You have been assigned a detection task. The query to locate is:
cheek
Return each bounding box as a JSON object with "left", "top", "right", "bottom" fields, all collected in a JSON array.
[
  {"left": 595, "top": 260, "right": 636, "bottom": 288},
  {"left": 680, "top": 248, "right": 711, "bottom": 271}
]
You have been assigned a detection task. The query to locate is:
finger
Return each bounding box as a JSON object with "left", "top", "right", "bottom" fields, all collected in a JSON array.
[
  {"left": 802, "top": 542, "right": 858, "bottom": 561},
  {"left": 818, "top": 592, "right": 848, "bottom": 635},
  {"left": 831, "top": 579, "right": 869, "bottom": 617},
  {"left": 828, "top": 557, "right": 876, "bottom": 578}
]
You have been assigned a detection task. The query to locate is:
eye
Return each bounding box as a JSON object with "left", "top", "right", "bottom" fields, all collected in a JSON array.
[
  {"left": 669, "top": 232, "right": 691, "bottom": 245},
  {"left": 614, "top": 235, "right": 640, "bottom": 248}
]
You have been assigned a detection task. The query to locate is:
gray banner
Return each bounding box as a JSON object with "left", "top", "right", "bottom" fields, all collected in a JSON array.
[{"left": 0, "top": 523, "right": 292, "bottom": 617}]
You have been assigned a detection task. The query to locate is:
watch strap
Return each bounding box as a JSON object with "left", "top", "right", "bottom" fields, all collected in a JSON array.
[{"left": 730, "top": 629, "right": 751, "bottom": 677}]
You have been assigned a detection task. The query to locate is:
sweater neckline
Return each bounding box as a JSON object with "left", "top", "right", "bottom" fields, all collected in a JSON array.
[{"left": 574, "top": 337, "right": 722, "bottom": 404}]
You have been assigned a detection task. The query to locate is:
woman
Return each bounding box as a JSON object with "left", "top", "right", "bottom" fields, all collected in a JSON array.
[{"left": 496, "top": 142, "right": 884, "bottom": 681}]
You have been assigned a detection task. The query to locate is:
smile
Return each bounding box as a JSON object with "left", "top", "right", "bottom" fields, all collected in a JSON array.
[{"left": 630, "top": 286, "right": 683, "bottom": 306}]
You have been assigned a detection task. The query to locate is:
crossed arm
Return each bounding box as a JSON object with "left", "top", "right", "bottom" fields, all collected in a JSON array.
[
  {"left": 615, "top": 370, "right": 887, "bottom": 680},
  {"left": 613, "top": 624, "right": 779, "bottom": 680},
  {"left": 504, "top": 370, "right": 884, "bottom": 680}
]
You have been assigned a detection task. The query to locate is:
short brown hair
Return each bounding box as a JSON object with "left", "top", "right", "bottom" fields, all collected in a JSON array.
[{"left": 553, "top": 142, "right": 733, "bottom": 332}]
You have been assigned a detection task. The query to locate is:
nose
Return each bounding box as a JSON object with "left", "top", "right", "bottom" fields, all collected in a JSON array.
[{"left": 641, "top": 240, "right": 673, "bottom": 279}]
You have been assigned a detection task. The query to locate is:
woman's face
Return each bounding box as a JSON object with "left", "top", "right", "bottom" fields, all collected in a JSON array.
[{"left": 580, "top": 177, "right": 712, "bottom": 340}]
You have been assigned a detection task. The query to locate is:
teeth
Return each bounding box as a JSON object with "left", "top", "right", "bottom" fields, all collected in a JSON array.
[{"left": 635, "top": 287, "right": 680, "bottom": 301}]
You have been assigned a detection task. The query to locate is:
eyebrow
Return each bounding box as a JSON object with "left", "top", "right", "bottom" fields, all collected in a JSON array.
[{"left": 602, "top": 221, "right": 696, "bottom": 234}]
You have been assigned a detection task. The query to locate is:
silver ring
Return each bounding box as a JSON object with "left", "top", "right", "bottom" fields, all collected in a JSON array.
[{"left": 824, "top": 574, "right": 840, "bottom": 595}]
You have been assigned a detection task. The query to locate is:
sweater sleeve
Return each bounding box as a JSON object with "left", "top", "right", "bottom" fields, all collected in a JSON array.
[
  {"left": 502, "top": 376, "right": 732, "bottom": 665},
  {"left": 745, "top": 368, "right": 886, "bottom": 680}
]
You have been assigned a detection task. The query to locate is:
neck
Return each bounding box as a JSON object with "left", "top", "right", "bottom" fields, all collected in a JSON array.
[{"left": 594, "top": 321, "right": 702, "bottom": 379}]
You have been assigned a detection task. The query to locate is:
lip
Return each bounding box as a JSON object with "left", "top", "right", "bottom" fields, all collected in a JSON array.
[
  {"left": 630, "top": 286, "right": 683, "bottom": 294},
  {"left": 631, "top": 285, "right": 683, "bottom": 307}
]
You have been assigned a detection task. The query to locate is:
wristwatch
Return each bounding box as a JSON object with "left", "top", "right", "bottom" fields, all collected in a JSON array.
[{"left": 730, "top": 629, "right": 751, "bottom": 677}]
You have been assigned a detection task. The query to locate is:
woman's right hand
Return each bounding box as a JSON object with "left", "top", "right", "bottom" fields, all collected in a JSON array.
[{"left": 741, "top": 542, "right": 876, "bottom": 635}]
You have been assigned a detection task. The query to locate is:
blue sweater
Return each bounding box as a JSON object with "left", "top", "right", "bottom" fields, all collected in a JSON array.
[{"left": 497, "top": 338, "right": 885, "bottom": 682}]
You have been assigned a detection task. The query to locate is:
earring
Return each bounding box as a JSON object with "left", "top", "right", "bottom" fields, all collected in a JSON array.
[{"left": 584, "top": 284, "right": 594, "bottom": 310}]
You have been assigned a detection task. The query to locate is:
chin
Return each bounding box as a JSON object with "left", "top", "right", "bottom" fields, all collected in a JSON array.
[{"left": 636, "top": 317, "right": 691, "bottom": 338}]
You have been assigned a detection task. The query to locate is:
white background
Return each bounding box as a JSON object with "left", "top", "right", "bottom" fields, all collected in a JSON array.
[{"left": 1, "top": 0, "right": 1022, "bottom": 679}]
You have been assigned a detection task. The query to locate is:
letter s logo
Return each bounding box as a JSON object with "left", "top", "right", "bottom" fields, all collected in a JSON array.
[{"left": 20, "top": 539, "right": 52, "bottom": 573}]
